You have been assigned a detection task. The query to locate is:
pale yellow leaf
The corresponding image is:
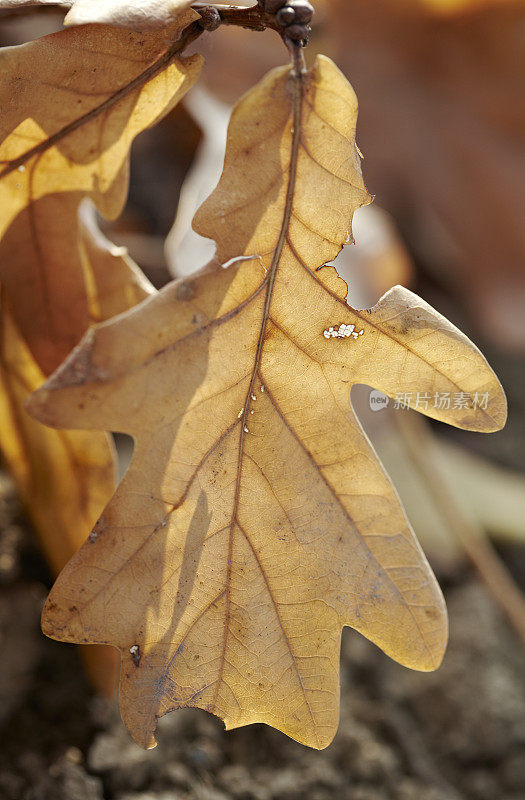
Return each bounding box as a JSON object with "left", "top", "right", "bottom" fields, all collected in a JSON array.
[
  {"left": 0, "top": 18, "right": 200, "bottom": 691},
  {"left": 0, "top": 20, "right": 201, "bottom": 373},
  {"left": 0, "top": 216, "right": 154, "bottom": 694},
  {"left": 0, "top": 0, "right": 195, "bottom": 30},
  {"left": 27, "top": 55, "right": 506, "bottom": 749}
]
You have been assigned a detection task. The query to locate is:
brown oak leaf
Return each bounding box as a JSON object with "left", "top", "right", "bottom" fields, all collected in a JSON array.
[
  {"left": 27, "top": 55, "right": 506, "bottom": 749},
  {"left": 0, "top": 0, "right": 195, "bottom": 30}
]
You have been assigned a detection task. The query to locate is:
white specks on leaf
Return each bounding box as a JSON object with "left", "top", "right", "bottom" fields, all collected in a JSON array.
[
  {"left": 323, "top": 323, "right": 364, "bottom": 340},
  {"left": 129, "top": 644, "right": 141, "bottom": 667}
]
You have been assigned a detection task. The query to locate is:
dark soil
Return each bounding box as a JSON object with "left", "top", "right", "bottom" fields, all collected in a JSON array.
[{"left": 0, "top": 472, "right": 524, "bottom": 800}]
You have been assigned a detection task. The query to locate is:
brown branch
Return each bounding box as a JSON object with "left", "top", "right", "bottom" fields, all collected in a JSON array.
[
  {"left": 194, "top": 3, "right": 279, "bottom": 31},
  {"left": 0, "top": 2, "right": 279, "bottom": 30}
]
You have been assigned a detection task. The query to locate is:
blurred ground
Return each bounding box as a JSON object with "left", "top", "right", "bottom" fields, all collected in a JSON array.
[{"left": 1, "top": 473, "right": 524, "bottom": 800}]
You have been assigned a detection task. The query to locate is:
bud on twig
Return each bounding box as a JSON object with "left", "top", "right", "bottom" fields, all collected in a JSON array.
[
  {"left": 285, "top": 23, "right": 310, "bottom": 42},
  {"left": 262, "top": 0, "right": 314, "bottom": 46},
  {"left": 288, "top": 0, "right": 314, "bottom": 24},
  {"left": 264, "top": 0, "right": 287, "bottom": 12},
  {"left": 198, "top": 5, "right": 221, "bottom": 31},
  {"left": 275, "top": 6, "right": 296, "bottom": 26}
]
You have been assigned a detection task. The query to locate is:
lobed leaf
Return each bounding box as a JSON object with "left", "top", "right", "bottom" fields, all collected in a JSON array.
[
  {"left": 28, "top": 56, "right": 506, "bottom": 749},
  {"left": 0, "top": 0, "right": 195, "bottom": 30},
  {"left": 0, "top": 17, "right": 201, "bottom": 373},
  {"left": 0, "top": 206, "right": 153, "bottom": 568},
  {"left": 0, "top": 218, "right": 153, "bottom": 694},
  {"left": 0, "top": 17, "right": 200, "bottom": 690}
]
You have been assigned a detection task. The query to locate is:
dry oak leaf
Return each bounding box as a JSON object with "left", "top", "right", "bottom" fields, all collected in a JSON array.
[
  {"left": 0, "top": 10, "right": 198, "bottom": 694},
  {"left": 0, "top": 292, "right": 124, "bottom": 694},
  {"left": 0, "top": 17, "right": 202, "bottom": 374},
  {"left": 0, "top": 210, "right": 153, "bottom": 579},
  {"left": 0, "top": 212, "right": 154, "bottom": 695},
  {"left": 27, "top": 55, "right": 507, "bottom": 750},
  {"left": 0, "top": 0, "right": 195, "bottom": 29}
]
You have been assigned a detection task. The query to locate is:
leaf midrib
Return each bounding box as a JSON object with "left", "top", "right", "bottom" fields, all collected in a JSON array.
[{"left": 211, "top": 59, "right": 305, "bottom": 714}]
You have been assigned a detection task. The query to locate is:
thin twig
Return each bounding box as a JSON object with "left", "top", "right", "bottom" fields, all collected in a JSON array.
[
  {"left": 286, "top": 38, "right": 307, "bottom": 74},
  {"left": 395, "top": 410, "right": 525, "bottom": 646},
  {"left": 201, "top": 3, "right": 279, "bottom": 31}
]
